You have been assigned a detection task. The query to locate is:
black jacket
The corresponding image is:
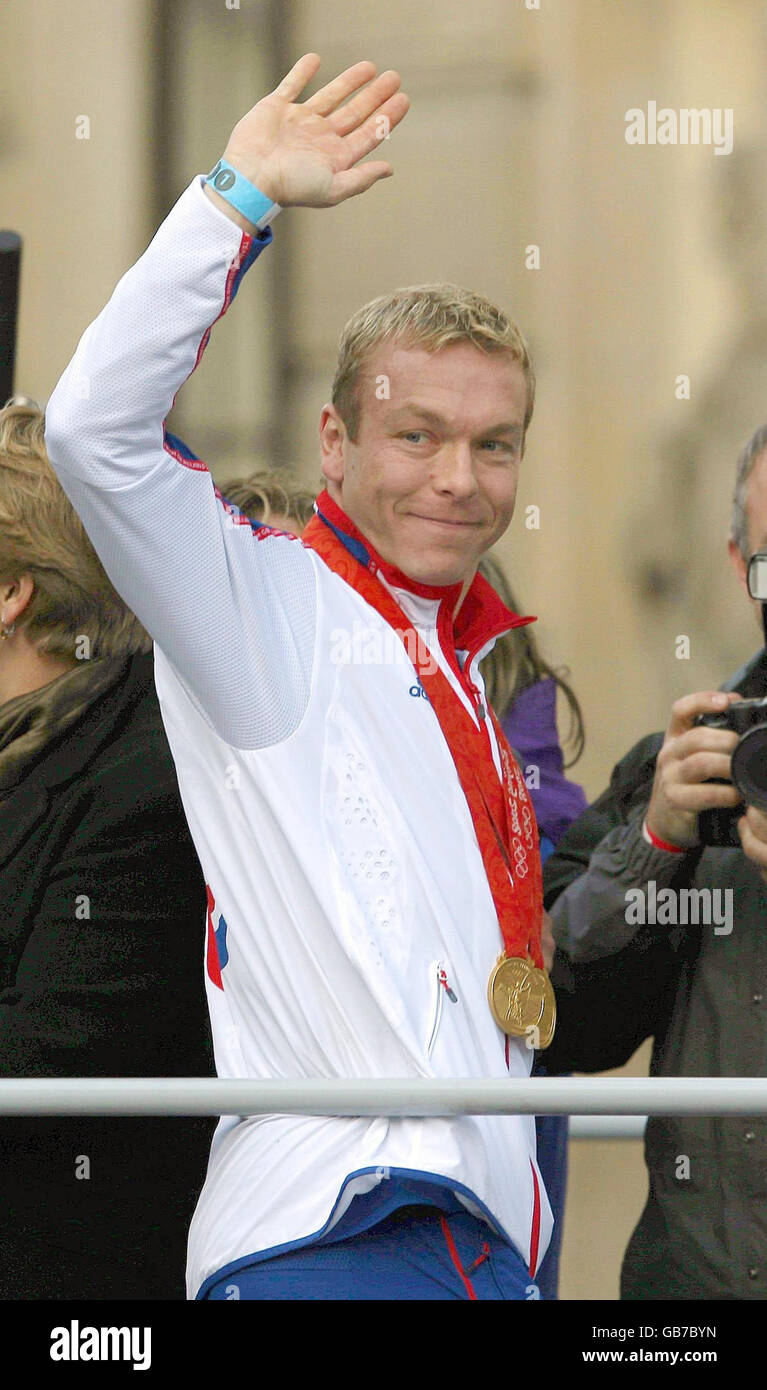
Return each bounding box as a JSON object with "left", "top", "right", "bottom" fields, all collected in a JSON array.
[
  {"left": 0, "top": 651, "right": 215, "bottom": 1299},
  {"left": 543, "top": 648, "right": 767, "bottom": 1300}
]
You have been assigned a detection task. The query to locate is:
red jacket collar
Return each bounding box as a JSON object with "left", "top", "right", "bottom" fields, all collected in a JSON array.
[{"left": 312, "top": 489, "right": 535, "bottom": 655}]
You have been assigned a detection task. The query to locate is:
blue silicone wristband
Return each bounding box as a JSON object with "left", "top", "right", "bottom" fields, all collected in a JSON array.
[{"left": 205, "top": 158, "right": 281, "bottom": 229}]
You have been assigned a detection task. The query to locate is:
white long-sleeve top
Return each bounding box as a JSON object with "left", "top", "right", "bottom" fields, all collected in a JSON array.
[{"left": 44, "top": 174, "right": 552, "bottom": 1297}]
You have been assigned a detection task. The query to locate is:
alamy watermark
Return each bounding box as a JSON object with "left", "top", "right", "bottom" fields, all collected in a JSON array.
[
  {"left": 329, "top": 620, "right": 439, "bottom": 674},
  {"left": 625, "top": 101, "right": 733, "bottom": 156},
  {"left": 624, "top": 880, "right": 733, "bottom": 935},
  {"left": 50, "top": 1321, "right": 150, "bottom": 1370}
]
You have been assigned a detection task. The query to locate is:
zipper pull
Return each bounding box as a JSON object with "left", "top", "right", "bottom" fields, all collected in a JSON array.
[
  {"left": 438, "top": 968, "right": 458, "bottom": 1003},
  {"left": 468, "top": 682, "right": 486, "bottom": 719}
]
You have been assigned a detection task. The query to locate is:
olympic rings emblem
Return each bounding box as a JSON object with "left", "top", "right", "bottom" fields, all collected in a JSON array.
[{"left": 512, "top": 837, "right": 529, "bottom": 877}]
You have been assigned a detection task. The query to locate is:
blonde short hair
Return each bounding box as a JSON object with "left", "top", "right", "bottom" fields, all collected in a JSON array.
[
  {"left": 0, "top": 403, "right": 150, "bottom": 661},
  {"left": 218, "top": 469, "right": 317, "bottom": 530},
  {"left": 331, "top": 283, "right": 535, "bottom": 444}
]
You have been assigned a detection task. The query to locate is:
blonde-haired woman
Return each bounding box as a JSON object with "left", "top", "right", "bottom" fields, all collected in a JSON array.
[{"left": 0, "top": 402, "right": 214, "bottom": 1299}]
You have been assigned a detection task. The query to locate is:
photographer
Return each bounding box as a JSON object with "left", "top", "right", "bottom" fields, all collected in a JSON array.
[{"left": 544, "top": 419, "right": 767, "bottom": 1301}]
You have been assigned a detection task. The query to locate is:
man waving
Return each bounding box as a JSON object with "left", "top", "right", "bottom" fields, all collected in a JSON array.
[{"left": 46, "top": 54, "right": 553, "bottom": 1301}]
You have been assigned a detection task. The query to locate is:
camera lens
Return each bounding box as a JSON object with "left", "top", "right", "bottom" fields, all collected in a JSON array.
[{"left": 731, "top": 722, "right": 767, "bottom": 812}]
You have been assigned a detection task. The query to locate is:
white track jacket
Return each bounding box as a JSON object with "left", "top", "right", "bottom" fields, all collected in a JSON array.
[{"left": 44, "top": 174, "right": 553, "bottom": 1297}]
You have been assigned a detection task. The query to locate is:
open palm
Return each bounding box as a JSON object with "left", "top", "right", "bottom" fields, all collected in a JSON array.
[{"left": 223, "top": 54, "right": 410, "bottom": 208}]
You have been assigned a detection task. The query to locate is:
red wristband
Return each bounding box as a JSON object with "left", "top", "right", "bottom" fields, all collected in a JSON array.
[{"left": 643, "top": 819, "right": 685, "bottom": 854}]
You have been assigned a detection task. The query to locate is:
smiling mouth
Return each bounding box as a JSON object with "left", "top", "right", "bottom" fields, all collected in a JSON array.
[{"left": 408, "top": 514, "right": 481, "bottom": 528}]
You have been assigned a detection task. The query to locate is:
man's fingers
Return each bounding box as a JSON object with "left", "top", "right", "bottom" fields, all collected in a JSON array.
[
  {"left": 666, "top": 726, "right": 739, "bottom": 762},
  {"left": 666, "top": 690, "right": 737, "bottom": 739},
  {"left": 304, "top": 59, "right": 378, "bottom": 115},
  {"left": 674, "top": 751, "right": 737, "bottom": 785},
  {"left": 745, "top": 805, "right": 767, "bottom": 836},
  {"left": 328, "top": 161, "right": 394, "bottom": 205},
  {"left": 272, "top": 53, "right": 322, "bottom": 102},
  {"left": 738, "top": 813, "right": 767, "bottom": 867},
  {"left": 237, "top": 55, "right": 406, "bottom": 209},
  {"left": 329, "top": 69, "right": 403, "bottom": 136},
  {"left": 341, "top": 93, "right": 411, "bottom": 166},
  {"left": 669, "top": 782, "right": 742, "bottom": 811}
]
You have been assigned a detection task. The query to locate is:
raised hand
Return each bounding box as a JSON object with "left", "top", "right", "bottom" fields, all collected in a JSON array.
[{"left": 214, "top": 54, "right": 409, "bottom": 216}]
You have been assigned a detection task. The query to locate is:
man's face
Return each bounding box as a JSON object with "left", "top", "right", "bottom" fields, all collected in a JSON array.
[
  {"left": 729, "top": 445, "right": 767, "bottom": 626},
  {"left": 319, "top": 340, "right": 528, "bottom": 591}
]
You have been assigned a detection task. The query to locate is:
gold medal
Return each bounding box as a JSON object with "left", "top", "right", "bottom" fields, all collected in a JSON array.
[{"left": 487, "top": 954, "right": 556, "bottom": 1049}]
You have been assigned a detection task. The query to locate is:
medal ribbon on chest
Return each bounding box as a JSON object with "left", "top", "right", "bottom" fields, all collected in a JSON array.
[{"left": 302, "top": 495, "right": 556, "bottom": 1048}]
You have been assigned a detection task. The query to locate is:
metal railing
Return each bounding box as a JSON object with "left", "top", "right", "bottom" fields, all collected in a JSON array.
[{"left": 0, "top": 1078, "right": 763, "bottom": 1142}]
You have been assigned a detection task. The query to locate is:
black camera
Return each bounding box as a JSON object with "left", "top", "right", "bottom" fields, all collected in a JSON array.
[{"left": 695, "top": 697, "right": 767, "bottom": 846}]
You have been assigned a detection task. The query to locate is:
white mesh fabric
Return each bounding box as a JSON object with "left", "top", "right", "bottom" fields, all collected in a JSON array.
[
  {"left": 53, "top": 454, "right": 317, "bottom": 749},
  {"left": 45, "top": 176, "right": 317, "bottom": 749}
]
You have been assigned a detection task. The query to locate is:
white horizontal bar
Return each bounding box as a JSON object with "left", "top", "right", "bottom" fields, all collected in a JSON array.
[
  {"left": 0, "top": 1078, "right": 759, "bottom": 1118},
  {"left": 569, "top": 1115, "right": 647, "bottom": 1140}
]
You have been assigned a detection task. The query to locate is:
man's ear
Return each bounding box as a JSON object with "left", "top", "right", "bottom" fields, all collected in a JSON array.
[
  {"left": 728, "top": 536, "right": 750, "bottom": 597},
  {"left": 319, "top": 403, "right": 347, "bottom": 486},
  {"left": 0, "top": 573, "right": 35, "bottom": 623}
]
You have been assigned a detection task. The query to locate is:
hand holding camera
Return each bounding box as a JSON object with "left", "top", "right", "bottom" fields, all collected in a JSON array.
[
  {"left": 645, "top": 690, "right": 743, "bottom": 850},
  {"left": 694, "top": 694, "right": 767, "bottom": 847}
]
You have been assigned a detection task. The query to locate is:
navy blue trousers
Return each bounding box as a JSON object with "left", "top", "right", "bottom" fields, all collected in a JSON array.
[{"left": 203, "top": 1204, "right": 539, "bottom": 1301}]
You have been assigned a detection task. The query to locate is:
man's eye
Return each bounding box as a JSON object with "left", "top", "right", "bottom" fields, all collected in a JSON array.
[
  {"left": 480, "top": 440, "right": 514, "bottom": 454},
  {"left": 401, "top": 431, "right": 426, "bottom": 443}
]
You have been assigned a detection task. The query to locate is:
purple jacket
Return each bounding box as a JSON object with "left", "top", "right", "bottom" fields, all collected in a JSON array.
[{"left": 501, "top": 676, "right": 587, "bottom": 849}]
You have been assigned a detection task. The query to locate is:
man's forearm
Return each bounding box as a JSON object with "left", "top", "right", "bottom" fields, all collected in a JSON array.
[
  {"left": 46, "top": 176, "right": 262, "bottom": 483},
  {"left": 42, "top": 174, "right": 298, "bottom": 747},
  {"left": 549, "top": 810, "right": 701, "bottom": 963}
]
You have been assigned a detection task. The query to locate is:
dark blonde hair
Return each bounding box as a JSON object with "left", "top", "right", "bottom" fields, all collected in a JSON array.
[
  {"left": 0, "top": 403, "right": 150, "bottom": 661},
  {"left": 332, "top": 283, "right": 535, "bottom": 444},
  {"left": 479, "top": 552, "right": 584, "bottom": 767},
  {"left": 218, "top": 469, "right": 317, "bottom": 531}
]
